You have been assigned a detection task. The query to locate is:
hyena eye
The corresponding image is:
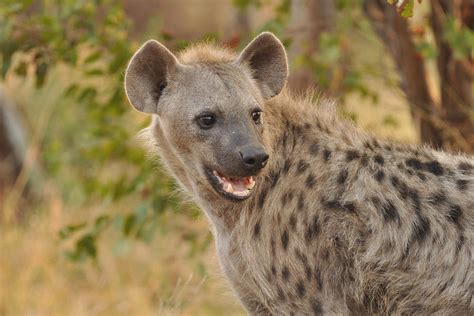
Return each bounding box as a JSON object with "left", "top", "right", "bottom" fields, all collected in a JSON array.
[
  {"left": 197, "top": 114, "right": 217, "bottom": 129},
  {"left": 252, "top": 110, "right": 262, "bottom": 124}
]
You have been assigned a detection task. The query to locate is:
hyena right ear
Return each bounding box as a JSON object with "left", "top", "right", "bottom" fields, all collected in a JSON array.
[
  {"left": 125, "top": 40, "right": 179, "bottom": 114},
  {"left": 236, "top": 32, "right": 288, "bottom": 99}
]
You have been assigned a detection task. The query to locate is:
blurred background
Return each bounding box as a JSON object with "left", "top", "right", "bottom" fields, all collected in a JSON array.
[{"left": 0, "top": 0, "right": 472, "bottom": 315}]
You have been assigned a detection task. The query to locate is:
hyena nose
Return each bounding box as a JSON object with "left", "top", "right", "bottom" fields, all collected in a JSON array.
[{"left": 239, "top": 146, "right": 269, "bottom": 171}]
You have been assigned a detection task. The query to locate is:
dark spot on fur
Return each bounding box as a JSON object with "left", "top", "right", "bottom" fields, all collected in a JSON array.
[
  {"left": 343, "top": 202, "right": 357, "bottom": 213},
  {"left": 374, "top": 170, "right": 385, "bottom": 182},
  {"left": 406, "top": 158, "right": 444, "bottom": 176},
  {"left": 447, "top": 204, "right": 462, "bottom": 224},
  {"left": 269, "top": 170, "right": 280, "bottom": 188},
  {"left": 297, "top": 160, "right": 309, "bottom": 174},
  {"left": 371, "top": 196, "right": 381, "bottom": 207},
  {"left": 289, "top": 214, "right": 297, "bottom": 231},
  {"left": 414, "top": 215, "right": 430, "bottom": 242},
  {"left": 277, "top": 287, "right": 286, "bottom": 301},
  {"left": 321, "top": 198, "right": 342, "bottom": 210},
  {"left": 271, "top": 264, "right": 277, "bottom": 276},
  {"left": 281, "top": 266, "right": 290, "bottom": 281},
  {"left": 253, "top": 221, "right": 261, "bottom": 238},
  {"left": 364, "top": 141, "right": 374, "bottom": 150},
  {"left": 390, "top": 175, "right": 400, "bottom": 187},
  {"left": 305, "top": 265, "right": 312, "bottom": 280},
  {"left": 297, "top": 193, "right": 305, "bottom": 211},
  {"left": 323, "top": 149, "right": 331, "bottom": 162},
  {"left": 322, "top": 249, "right": 330, "bottom": 260},
  {"left": 391, "top": 176, "right": 409, "bottom": 199},
  {"left": 337, "top": 170, "right": 348, "bottom": 185},
  {"left": 295, "top": 249, "right": 308, "bottom": 264},
  {"left": 281, "top": 230, "right": 289, "bottom": 250},
  {"left": 373, "top": 154, "right": 384, "bottom": 165},
  {"left": 322, "top": 198, "right": 355, "bottom": 213},
  {"left": 281, "top": 191, "right": 294, "bottom": 206},
  {"left": 458, "top": 162, "right": 473, "bottom": 175},
  {"left": 296, "top": 280, "right": 306, "bottom": 298},
  {"left": 346, "top": 150, "right": 360, "bottom": 161},
  {"left": 310, "top": 142, "right": 319, "bottom": 155},
  {"left": 270, "top": 237, "right": 276, "bottom": 256},
  {"left": 283, "top": 159, "right": 292, "bottom": 174},
  {"left": 381, "top": 200, "right": 400, "bottom": 224},
  {"left": 258, "top": 188, "right": 267, "bottom": 209},
  {"left": 311, "top": 299, "right": 324, "bottom": 315},
  {"left": 425, "top": 160, "right": 444, "bottom": 176},
  {"left": 408, "top": 189, "right": 421, "bottom": 213},
  {"left": 429, "top": 191, "right": 446, "bottom": 205},
  {"left": 314, "top": 269, "right": 323, "bottom": 290},
  {"left": 456, "top": 234, "right": 465, "bottom": 252},
  {"left": 416, "top": 172, "right": 426, "bottom": 181},
  {"left": 456, "top": 179, "right": 469, "bottom": 191},
  {"left": 306, "top": 173, "right": 316, "bottom": 188},
  {"left": 305, "top": 215, "right": 320, "bottom": 243},
  {"left": 406, "top": 158, "right": 423, "bottom": 170}
]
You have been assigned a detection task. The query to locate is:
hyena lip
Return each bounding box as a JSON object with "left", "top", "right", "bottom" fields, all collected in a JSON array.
[{"left": 205, "top": 168, "right": 256, "bottom": 201}]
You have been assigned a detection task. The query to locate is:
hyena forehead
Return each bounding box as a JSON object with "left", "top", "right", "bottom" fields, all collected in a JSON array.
[{"left": 167, "top": 64, "right": 264, "bottom": 116}]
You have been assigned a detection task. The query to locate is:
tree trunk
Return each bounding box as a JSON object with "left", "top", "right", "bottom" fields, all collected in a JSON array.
[
  {"left": 364, "top": 0, "right": 445, "bottom": 149},
  {"left": 430, "top": 0, "right": 474, "bottom": 152},
  {"left": 286, "top": 0, "right": 336, "bottom": 95},
  {"left": 364, "top": 0, "right": 474, "bottom": 153}
]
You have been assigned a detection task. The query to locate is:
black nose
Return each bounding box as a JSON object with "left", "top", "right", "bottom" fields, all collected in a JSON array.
[{"left": 239, "top": 146, "right": 269, "bottom": 171}]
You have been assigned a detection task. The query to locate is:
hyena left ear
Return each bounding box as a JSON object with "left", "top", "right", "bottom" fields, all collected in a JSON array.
[
  {"left": 125, "top": 40, "right": 179, "bottom": 114},
  {"left": 236, "top": 32, "right": 288, "bottom": 99}
]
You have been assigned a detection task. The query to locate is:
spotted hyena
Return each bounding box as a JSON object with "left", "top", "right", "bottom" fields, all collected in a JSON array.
[{"left": 124, "top": 33, "right": 473, "bottom": 315}]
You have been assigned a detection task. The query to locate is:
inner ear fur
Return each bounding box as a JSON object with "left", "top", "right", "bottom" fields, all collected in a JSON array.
[
  {"left": 125, "top": 40, "right": 178, "bottom": 114},
  {"left": 237, "top": 32, "right": 288, "bottom": 99}
]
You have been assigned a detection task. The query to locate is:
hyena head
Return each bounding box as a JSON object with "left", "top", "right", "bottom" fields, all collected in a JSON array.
[{"left": 125, "top": 33, "right": 288, "bottom": 203}]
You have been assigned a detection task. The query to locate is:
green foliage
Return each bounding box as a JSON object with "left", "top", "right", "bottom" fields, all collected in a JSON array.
[
  {"left": 386, "top": 0, "right": 415, "bottom": 17},
  {"left": 0, "top": 0, "right": 192, "bottom": 262},
  {"left": 443, "top": 17, "right": 474, "bottom": 60}
]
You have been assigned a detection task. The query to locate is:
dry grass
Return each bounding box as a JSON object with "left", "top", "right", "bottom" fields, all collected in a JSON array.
[{"left": 0, "top": 188, "right": 244, "bottom": 315}]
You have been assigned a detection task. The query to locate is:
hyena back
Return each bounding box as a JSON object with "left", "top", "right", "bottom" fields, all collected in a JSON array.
[{"left": 125, "top": 33, "right": 473, "bottom": 315}]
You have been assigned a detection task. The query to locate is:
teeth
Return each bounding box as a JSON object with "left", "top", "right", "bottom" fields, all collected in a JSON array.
[
  {"left": 223, "top": 182, "right": 234, "bottom": 193},
  {"left": 213, "top": 170, "right": 255, "bottom": 197},
  {"left": 244, "top": 177, "right": 255, "bottom": 189}
]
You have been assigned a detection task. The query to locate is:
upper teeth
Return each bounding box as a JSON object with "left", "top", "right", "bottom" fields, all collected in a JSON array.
[{"left": 213, "top": 171, "right": 255, "bottom": 197}]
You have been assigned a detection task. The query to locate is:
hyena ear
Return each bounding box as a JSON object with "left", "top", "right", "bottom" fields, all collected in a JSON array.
[
  {"left": 236, "top": 32, "right": 288, "bottom": 99},
  {"left": 125, "top": 40, "right": 179, "bottom": 114}
]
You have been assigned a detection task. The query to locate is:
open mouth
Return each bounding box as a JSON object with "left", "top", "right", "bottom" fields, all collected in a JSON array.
[{"left": 205, "top": 168, "right": 256, "bottom": 201}]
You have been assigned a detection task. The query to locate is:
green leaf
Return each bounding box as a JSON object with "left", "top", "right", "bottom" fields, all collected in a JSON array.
[
  {"left": 399, "top": 0, "right": 414, "bottom": 18},
  {"left": 83, "top": 50, "right": 102, "bottom": 64},
  {"left": 58, "top": 222, "right": 87, "bottom": 240}
]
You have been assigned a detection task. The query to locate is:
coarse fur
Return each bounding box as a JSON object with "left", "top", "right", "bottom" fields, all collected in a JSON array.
[{"left": 125, "top": 33, "right": 474, "bottom": 315}]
